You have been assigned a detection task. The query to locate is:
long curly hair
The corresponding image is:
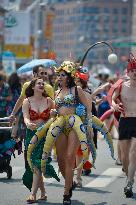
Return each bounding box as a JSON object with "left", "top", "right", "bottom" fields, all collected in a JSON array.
[
  {"left": 25, "top": 77, "right": 47, "bottom": 97},
  {"left": 57, "top": 71, "right": 76, "bottom": 88},
  {"left": 66, "top": 72, "right": 76, "bottom": 88}
]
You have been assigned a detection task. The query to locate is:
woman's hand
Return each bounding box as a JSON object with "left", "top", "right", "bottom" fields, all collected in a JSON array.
[
  {"left": 26, "top": 122, "right": 37, "bottom": 130},
  {"left": 50, "top": 109, "right": 58, "bottom": 117}
]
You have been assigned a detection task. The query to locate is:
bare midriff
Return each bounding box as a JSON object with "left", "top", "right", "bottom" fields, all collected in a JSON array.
[{"left": 57, "top": 107, "right": 75, "bottom": 116}]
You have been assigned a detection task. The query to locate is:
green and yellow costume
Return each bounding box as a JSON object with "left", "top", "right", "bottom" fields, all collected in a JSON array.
[
  {"left": 41, "top": 114, "right": 89, "bottom": 173},
  {"left": 23, "top": 119, "right": 60, "bottom": 191}
]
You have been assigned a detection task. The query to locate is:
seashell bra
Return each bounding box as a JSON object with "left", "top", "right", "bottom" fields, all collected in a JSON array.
[
  {"left": 55, "top": 88, "right": 77, "bottom": 108},
  {"left": 28, "top": 98, "right": 50, "bottom": 121}
]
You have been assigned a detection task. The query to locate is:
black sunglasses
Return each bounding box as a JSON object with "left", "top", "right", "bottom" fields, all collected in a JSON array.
[{"left": 39, "top": 71, "right": 48, "bottom": 75}]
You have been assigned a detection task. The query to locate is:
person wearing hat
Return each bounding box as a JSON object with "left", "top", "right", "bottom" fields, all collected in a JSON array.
[{"left": 111, "top": 53, "right": 136, "bottom": 198}]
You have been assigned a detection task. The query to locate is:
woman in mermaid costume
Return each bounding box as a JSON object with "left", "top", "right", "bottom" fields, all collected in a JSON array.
[
  {"left": 22, "top": 77, "right": 59, "bottom": 203},
  {"left": 30, "top": 61, "right": 93, "bottom": 205}
]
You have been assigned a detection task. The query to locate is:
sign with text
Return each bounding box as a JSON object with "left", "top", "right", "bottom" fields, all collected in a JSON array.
[{"left": 4, "top": 11, "right": 30, "bottom": 45}]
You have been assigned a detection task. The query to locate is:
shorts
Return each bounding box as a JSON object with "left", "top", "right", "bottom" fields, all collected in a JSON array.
[{"left": 119, "top": 117, "right": 136, "bottom": 140}]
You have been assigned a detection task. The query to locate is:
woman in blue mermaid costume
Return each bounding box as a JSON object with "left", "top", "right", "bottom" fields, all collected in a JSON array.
[
  {"left": 31, "top": 61, "right": 93, "bottom": 205},
  {"left": 22, "top": 77, "right": 59, "bottom": 203}
]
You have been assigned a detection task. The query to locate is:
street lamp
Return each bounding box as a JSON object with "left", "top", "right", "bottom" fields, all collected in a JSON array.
[{"left": 79, "top": 41, "right": 118, "bottom": 66}]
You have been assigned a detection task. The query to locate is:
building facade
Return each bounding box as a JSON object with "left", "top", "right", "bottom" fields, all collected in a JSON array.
[
  {"left": 131, "top": 0, "right": 136, "bottom": 56},
  {"left": 51, "top": 0, "right": 132, "bottom": 71}
]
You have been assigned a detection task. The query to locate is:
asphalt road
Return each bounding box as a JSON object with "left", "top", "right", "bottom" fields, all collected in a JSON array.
[{"left": 0, "top": 139, "right": 136, "bottom": 205}]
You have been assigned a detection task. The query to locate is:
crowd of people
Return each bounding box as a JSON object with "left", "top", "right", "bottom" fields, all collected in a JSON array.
[{"left": 0, "top": 54, "right": 136, "bottom": 204}]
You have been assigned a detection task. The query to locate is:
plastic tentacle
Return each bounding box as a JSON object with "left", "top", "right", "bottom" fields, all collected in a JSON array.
[
  {"left": 92, "top": 115, "right": 115, "bottom": 160},
  {"left": 27, "top": 118, "right": 54, "bottom": 170}
]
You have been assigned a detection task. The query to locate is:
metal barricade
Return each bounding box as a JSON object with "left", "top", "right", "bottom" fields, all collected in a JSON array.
[
  {"left": 0, "top": 117, "right": 13, "bottom": 179},
  {"left": 0, "top": 117, "right": 12, "bottom": 131}
]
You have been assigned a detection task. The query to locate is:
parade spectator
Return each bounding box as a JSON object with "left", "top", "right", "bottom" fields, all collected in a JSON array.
[{"left": 0, "top": 71, "right": 12, "bottom": 117}]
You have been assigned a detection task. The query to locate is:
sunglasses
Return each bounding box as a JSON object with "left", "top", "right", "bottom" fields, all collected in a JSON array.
[{"left": 39, "top": 71, "right": 48, "bottom": 76}]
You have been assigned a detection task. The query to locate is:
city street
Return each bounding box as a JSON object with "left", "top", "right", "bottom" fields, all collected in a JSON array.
[
  {"left": 0, "top": 1, "right": 136, "bottom": 205},
  {"left": 0, "top": 139, "right": 136, "bottom": 205}
]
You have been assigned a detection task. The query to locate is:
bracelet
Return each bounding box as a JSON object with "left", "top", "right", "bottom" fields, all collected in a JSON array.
[{"left": 87, "top": 118, "right": 93, "bottom": 127}]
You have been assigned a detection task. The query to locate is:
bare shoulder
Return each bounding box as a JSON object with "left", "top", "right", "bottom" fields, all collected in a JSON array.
[
  {"left": 77, "top": 86, "right": 82, "bottom": 92},
  {"left": 22, "top": 98, "right": 30, "bottom": 109},
  {"left": 23, "top": 98, "right": 29, "bottom": 105}
]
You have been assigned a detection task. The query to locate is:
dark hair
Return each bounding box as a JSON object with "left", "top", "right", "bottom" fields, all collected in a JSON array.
[
  {"left": 32, "top": 65, "right": 45, "bottom": 74},
  {"left": 66, "top": 72, "right": 76, "bottom": 88},
  {"left": 98, "top": 73, "right": 109, "bottom": 80},
  {"left": 8, "top": 72, "right": 21, "bottom": 91},
  {"left": 79, "top": 79, "right": 88, "bottom": 89},
  {"left": 25, "top": 77, "right": 47, "bottom": 97},
  {"left": 0, "top": 71, "right": 6, "bottom": 82}
]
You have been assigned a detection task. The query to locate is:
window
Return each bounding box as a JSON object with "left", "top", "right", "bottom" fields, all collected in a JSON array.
[
  {"left": 112, "top": 8, "right": 118, "bottom": 14},
  {"left": 103, "top": 16, "right": 110, "bottom": 23},
  {"left": 83, "top": 7, "right": 99, "bottom": 14},
  {"left": 103, "top": 8, "right": 110, "bottom": 13},
  {"left": 122, "top": 16, "right": 127, "bottom": 23},
  {"left": 122, "top": 27, "right": 127, "bottom": 33},
  {"left": 113, "top": 16, "right": 119, "bottom": 23},
  {"left": 122, "top": 8, "right": 128, "bottom": 15}
]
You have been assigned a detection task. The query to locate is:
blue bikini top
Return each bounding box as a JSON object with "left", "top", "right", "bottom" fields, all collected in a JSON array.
[{"left": 55, "top": 88, "right": 76, "bottom": 108}]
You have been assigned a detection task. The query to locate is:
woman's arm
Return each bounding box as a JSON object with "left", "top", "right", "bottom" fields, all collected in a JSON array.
[
  {"left": 77, "top": 86, "right": 92, "bottom": 120},
  {"left": 91, "top": 82, "right": 110, "bottom": 99},
  {"left": 77, "top": 86, "right": 93, "bottom": 137},
  {"left": 22, "top": 98, "right": 37, "bottom": 130},
  {"left": 47, "top": 97, "right": 55, "bottom": 110}
]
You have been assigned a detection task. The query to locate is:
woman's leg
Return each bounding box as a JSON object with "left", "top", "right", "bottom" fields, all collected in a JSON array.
[
  {"left": 39, "top": 175, "right": 46, "bottom": 196},
  {"left": 75, "top": 154, "right": 83, "bottom": 187},
  {"left": 56, "top": 133, "right": 68, "bottom": 178},
  {"left": 27, "top": 168, "right": 41, "bottom": 201},
  {"left": 64, "top": 130, "right": 80, "bottom": 195}
]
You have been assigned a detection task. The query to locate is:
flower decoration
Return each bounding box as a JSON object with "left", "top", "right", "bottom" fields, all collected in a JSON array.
[
  {"left": 54, "top": 61, "right": 77, "bottom": 77},
  {"left": 76, "top": 103, "right": 86, "bottom": 116}
]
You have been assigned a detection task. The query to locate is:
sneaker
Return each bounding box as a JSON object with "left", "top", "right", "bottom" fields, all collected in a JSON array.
[
  {"left": 74, "top": 177, "right": 82, "bottom": 188},
  {"left": 124, "top": 182, "right": 133, "bottom": 198},
  {"left": 63, "top": 195, "right": 71, "bottom": 205},
  {"left": 83, "top": 169, "right": 91, "bottom": 176},
  {"left": 115, "top": 159, "right": 122, "bottom": 166}
]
